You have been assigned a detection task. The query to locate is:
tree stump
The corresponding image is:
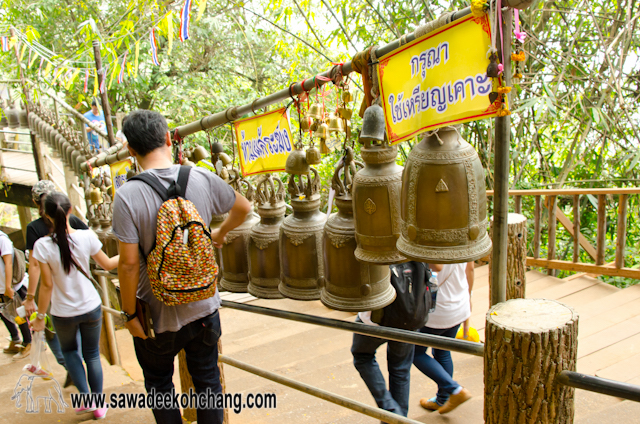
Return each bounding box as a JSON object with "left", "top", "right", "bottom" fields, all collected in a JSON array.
[
  {"left": 489, "top": 213, "right": 528, "bottom": 300},
  {"left": 485, "top": 299, "right": 578, "bottom": 424}
]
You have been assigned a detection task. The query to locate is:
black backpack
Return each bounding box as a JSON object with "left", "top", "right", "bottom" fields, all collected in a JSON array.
[{"left": 372, "top": 261, "right": 437, "bottom": 331}]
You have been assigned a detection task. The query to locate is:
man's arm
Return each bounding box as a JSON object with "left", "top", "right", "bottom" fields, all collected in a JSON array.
[
  {"left": 24, "top": 255, "right": 40, "bottom": 315},
  {"left": 3, "top": 254, "right": 13, "bottom": 299},
  {"left": 210, "top": 191, "right": 252, "bottom": 248},
  {"left": 118, "top": 241, "right": 146, "bottom": 339},
  {"left": 428, "top": 263, "right": 444, "bottom": 272}
]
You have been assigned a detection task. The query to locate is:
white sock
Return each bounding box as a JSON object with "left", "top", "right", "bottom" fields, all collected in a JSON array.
[{"left": 452, "top": 386, "right": 463, "bottom": 395}]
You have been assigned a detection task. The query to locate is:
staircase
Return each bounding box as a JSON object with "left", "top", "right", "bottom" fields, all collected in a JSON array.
[{"left": 2, "top": 265, "right": 638, "bottom": 423}]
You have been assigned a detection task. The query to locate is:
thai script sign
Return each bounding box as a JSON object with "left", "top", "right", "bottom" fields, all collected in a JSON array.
[
  {"left": 110, "top": 159, "right": 133, "bottom": 192},
  {"left": 377, "top": 14, "right": 498, "bottom": 144},
  {"left": 234, "top": 107, "right": 294, "bottom": 176}
]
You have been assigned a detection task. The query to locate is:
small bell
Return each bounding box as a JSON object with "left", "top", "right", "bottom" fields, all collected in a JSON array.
[
  {"left": 192, "top": 145, "right": 209, "bottom": 163},
  {"left": 90, "top": 187, "right": 103, "bottom": 205},
  {"left": 342, "top": 90, "right": 353, "bottom": 103},
  {"left": 126, "top": 168, "right": 138, "bottom": 180},
  {"left": 314, "top": 122, "right": 329, "bottom": 140},
  {"left": 211, "top": 141, "right": 224, "bottom": 153},
  {"left": 300, "top": 117, "right": 311, "bottom": 131},
  {"left": 218, "top": 152, "right": 232, "bottom": 166},
  {"left": 306, "top": 145, "right": 322, "bottom": 165},
  {"left": 320, "top": 139, "right": 331, "bottom": 154},
  {"left": 359, "top": 104, "right": 386, "bottom": 143},
  {"left": 327, "top": 114, "right": 344, "bottom": 133},
  {"left": 307, "top": 103, "right": 324, "bottom": 120},
  {"left": 487, "top": 52, "right": 500, "bottom": 78},
  {"left": 310, "top": 120, "right": 319, "bottom": 132},
  {"left": 182, "top": 158, "right": 196, "bottom": 167},
  {"left": 220, "top": 167, "right": 230, "bottom": 181},
  {"left": 337, "top": 107, "right": 353, "bottom": 120},
  {"left": 285, "top": 148, "right": 311, "bottom": 175}
]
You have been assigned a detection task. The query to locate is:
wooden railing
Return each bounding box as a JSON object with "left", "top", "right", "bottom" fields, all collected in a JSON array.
[{"left": 487, "top": 188, "right": 640, "bottom": 280}]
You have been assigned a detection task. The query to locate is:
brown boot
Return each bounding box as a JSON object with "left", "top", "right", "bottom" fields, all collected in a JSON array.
[
  {"left": 13, "top": 343, "right": 31, "bottom": 361},
  {"left": 3, "top": 340, "right": 22, "bottom": 354},
  {"left": 439, "top": 388, "right": 471, "bottom": 414},
  {"left": 419, "top": 397, "right": 441, "bottom": 411}
]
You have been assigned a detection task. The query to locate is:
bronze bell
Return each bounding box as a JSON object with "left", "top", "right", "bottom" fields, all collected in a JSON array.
[
  {"left": 352, "top": 105, "right": 406, "bottom": 264},
  {"left": 211, "top": 141, "right": 224, "bottom": 154},
  {"left": 18, "top": 104, "right": 28, "bottom": 129},
  {"left": 309, "top": 120, "right": 319, "bottom": 132},
  {"left": 181, "top": 158, "right": 196, "bottom": 167},
  {"left": 306, "top": 144, "right": 322, "bottom": 165},
  {"left": 219, "top": 178, "right": 260, "bottom": 292},
  {"left": 279, "top": 166, "right": 326, "bottom": 300},
  {"left": 285, "top": 147, "right": 310, "bottom": 175},
  {"left": 218, "top": 152, "right": 232, "bottom": 166},
  {"left": 300, "top": 117, "right": 311, "bottom": 132},
  {"left": 397, "top": 126, "right": 492, "bottom": 263},
  {"left": 314, "top": 122, "right": 329, "bottom": 140},
  {"left": 321, "top": 147, "right": 396, "bottom": 311},
  {"left": 327, "top": 114, "right": 344, "bottom": 133},
  {"left": 0, "top": 101, "right": 7, "bottom": 128},
  {"left": 342, "top": 90, "right": 354, "bottom": 103},
  {"left": 337, "top": 107, "right": 353, "bottom": 120},
  {"left": 6, "top": 103, "right": 19, "bottom": 129},
  {"left": 126, "top": 167, "right": 138, "bottom": 180},
  {"left": 307, "top": 102, "right": 324, "bottom": 121},
  {"left": 90, "top": 186, "right": 103, "bottom": 205},
  {"left": 248, "top": 175, "right": 286, "bottom": 298}
]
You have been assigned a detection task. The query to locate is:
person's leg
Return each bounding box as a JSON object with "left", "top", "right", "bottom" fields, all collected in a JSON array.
[
  {"left": 134, "top": 327, "right": 183, "bottom": 424},
  {"left": 46, "top": 332, "right": 66, "bottom": 367},
  {"left": 431, "top": 325, "right": 460, "bottom": 379},
  {"left": 78, "top": 306, "right": 103, "bottom": 394},
  {"left": 387, "top": 340, "right": 415, "bottom": 417},
  {"left": 52, "top": 315, "right": 89, "bottom": 394},
  {"left": 351, "top": 319, "right": 402, "bottom": 415},
  {"left": 1, "top": 313, "right": 20, "bottom": 342},
  {"left": 15, "top": 287, "right": 31, "bottom": 345},
  {"left": 413, "top": 326, "right": 460, "bottom": 405},
  {"left": 183, "top": 311, "right": 224, "bottom": 424}
]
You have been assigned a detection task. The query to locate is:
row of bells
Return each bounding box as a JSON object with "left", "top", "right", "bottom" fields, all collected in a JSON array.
[
  {"left": 215, "top": 104, "right": 492, "bottom": 311},
  {"left": 1, "top": 101, "right": 29, "bottom": 129}
]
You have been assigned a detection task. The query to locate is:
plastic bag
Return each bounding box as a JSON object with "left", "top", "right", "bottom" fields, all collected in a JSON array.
[
  {"left": 0, "top": 294, "right": 22, "bottom": 322},
  {"left": 23, "top": 331, "right": 53, "bottom": 379}
]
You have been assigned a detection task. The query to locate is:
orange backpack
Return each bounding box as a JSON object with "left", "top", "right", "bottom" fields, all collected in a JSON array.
[{"left": 129, "top": 167, "right": 218, "bottom": 306}]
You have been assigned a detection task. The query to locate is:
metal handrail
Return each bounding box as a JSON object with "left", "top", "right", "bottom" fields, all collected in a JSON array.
[
  {"left": 220, "top": 300, "right": 484, "bottom": 356},
  {"left": 487, "top": 188, "right": 640, "bottom": 196},
  {"left": 557, "top": 371, "right": 640, "bottom": 402}
]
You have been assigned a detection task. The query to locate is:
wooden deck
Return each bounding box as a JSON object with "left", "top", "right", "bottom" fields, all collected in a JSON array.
[{"left": 0, "top": 142, "right": 66, "bottom": 189}]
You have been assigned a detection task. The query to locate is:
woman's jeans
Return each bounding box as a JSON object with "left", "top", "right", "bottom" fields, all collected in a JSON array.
[
  {"left": 52, "top": 305, "right": 103, "bottom": 395},
  {"left": 413, "top": 324, "right": 461, "bottom": 405},
  {"left": 1, "top": 286, "right": 32, "bottom": 345}
]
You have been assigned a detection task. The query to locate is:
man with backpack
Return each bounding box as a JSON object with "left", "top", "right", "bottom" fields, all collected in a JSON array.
[
  {"left": 113, "top": 110, "right": 252, "bottom": 424},
  {"left": 351, "top": 261, "right": 435, "bottom": 421}
]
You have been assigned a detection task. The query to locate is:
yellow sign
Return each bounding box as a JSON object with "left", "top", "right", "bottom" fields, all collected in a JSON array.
[
  {"left": 110, "top": 159, "right": 133, "bottom": 192},
  {"left": 234, "top": 107, "right": 294, "bottom": 176},
  {"left": 377, "top": 14, "right": 498, "bottom": 144}
]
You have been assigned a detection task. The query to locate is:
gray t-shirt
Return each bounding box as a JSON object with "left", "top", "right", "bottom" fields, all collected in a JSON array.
[{"left": 112, "top": 165, "right": 236, "bottom": 334}]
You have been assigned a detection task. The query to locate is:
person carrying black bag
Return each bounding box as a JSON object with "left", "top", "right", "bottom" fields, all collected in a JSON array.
[{"left": 351, "top": 261, "right": 436, "bottom": 421}]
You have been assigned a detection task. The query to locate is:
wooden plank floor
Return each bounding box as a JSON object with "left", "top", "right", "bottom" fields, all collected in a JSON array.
[{"left": 1, "top": 144, "right": 65, "bottom": 189}]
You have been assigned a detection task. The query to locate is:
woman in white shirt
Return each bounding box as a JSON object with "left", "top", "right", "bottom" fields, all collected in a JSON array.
[
  {"left": 31, "top": 192, "right": 118, "bottom": 420},
  {"left": 413, "top": 262, "right": 474, "bottom": 414}
]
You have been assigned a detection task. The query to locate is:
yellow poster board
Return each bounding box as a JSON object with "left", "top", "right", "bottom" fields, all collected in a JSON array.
[
  {"left": 377, "top": 14, "right": 498, "bottom": 144},
  {"left": 110, "top": 159, "right": 133, "bottom": 192},
  {"left": 234, "top": 107, "right": 294, "bottom": 176}
]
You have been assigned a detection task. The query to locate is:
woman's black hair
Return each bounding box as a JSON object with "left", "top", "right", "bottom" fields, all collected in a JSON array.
[{"left": 43, "top": 192, "right": 75, "bottom": 274}]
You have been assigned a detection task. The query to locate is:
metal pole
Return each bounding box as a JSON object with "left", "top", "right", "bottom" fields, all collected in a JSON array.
[
  {"left": 557, "top": 371, "right": 640, "bottom": 402},
  {"left": 221, "top": 300, "right": 484, "bottom": 356},
  {"left": 219, "top": 355, "right": 425, "bottom": 424},
  {"left": 10, "top": 27, "right": 45, "bottom": 180},
  {"left": 490, "top": 10, "right": 512, "bottom": 307},
  {"left": 92, "top": 40, "right": 116, "bottom": 147}
]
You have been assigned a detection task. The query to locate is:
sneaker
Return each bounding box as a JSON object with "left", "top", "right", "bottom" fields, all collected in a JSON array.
[
  {"left": 64, "top": 372, "right": 74, "bottom": 388},
  {"left": 419, "top": 396, "right": 442, "bottom": 411},
  {"left": 439, "top": 387, "right": 471, "bottom": 414},
  {"left": 13, "top": 343, "right": 31, "bottom": 361},
  {"left": 93, "top": 407, "right": 108, "bottom": 420},
  {"left": 75, "top": 405, "right": 97, "bottom": 415},
  {"left": 3, "top": 340, "right": 22, "bottom": 354}
]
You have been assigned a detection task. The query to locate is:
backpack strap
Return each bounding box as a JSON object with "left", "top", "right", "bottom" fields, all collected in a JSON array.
[
  {"left": 170, "top": 166, "right": 191, "bottom": 199},
  {"left": 128, "top": 173, "right": 170, "bottom": 202}
]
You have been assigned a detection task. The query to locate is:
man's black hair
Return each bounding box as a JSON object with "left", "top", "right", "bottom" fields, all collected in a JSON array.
[
  {"left": 123, "top": 109, "right": 168, "bottom": 157},
  {"left": 91, "top": 99, "right": 98, "bottom": 107}
]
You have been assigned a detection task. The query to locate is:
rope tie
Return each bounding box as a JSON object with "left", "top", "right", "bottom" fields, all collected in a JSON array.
[
  {"left": 425, "top": 128, "right": 444, "bottom": 145},
  {"left": 369, "top": 45, "right": 380, "bottom": 100}
]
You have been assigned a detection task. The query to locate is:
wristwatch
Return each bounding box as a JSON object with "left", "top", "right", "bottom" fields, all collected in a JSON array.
[
  {"left": 122, "top": 311, "right": 137, "bottom": 322},
  {"left": 36, "top": 312, "right": 46, "bottom": 321},
  {"left": 26, "top": 294, "right": 35, "bottom": 301}
]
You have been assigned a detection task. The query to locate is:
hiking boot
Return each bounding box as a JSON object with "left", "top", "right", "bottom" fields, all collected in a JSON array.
[
  {"left": 13, "top": 343, "right": 31, "bottom": 361},
  {"left": 439, "top": 388, "right": 471, "bottom": 414},
  {"left": 3, "top": 340, "right": 22, "bottom": 354},
  {"left": 419, "top": 396, "right": 442, "bottom": 411}
]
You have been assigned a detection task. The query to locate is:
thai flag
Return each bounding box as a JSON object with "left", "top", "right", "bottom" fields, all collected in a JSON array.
[
  {"left": 99, "top": 64, "right": 107, "bottom": 93},
  {"left": 118, "top": 53, "right": 127, "bottom": 83},
  {"left": 83, "top": 69, "right": 89, "bottom": 92},
  {"left": 1, "top": 37, "right": 8, "bottom": 52},
  {"left": 179, "top": 0, "right": 192, "bottom": 42},
  {"left": 150, "top": 29, "right": 159, "bottom": 66}
]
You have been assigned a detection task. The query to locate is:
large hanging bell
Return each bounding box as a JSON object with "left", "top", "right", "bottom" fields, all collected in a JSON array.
[
  {"left": 248, "top": 175, "right": 286, "bottom": 298},
  {"left": 220, "top": 179, "right": 260, "bottom": 293},
  {"left": 397, "top": 126, "right": 492, "bottom": 263},
  {"left": 321, "top": 147, "right": 396, "bottom": 312},
  {"left": 352, "top": 105, "right": 405, "bottom": 264},
  {"left": 211, "top": 141, "right": 224, "bottom": 154},
  {"left": 307, "top": 102, "right": 324, "bottom": 121},
  {"left": 90, "top": 187, "right": 103, "bottom": 205},
  {"left": 6, "top": 103, "right": 19, "bottom": 129},
  {"left": 314, "top": 122, "right": 329, "bottom": 140},
  {"left": 279, "top": 168, "right": 326, "bottom": 300},
  {"left": 327, "top": 114, "right": 344, "bottom": 133},
  {"left": 359, "top": 104, "right": 386, "bottom": 143},
  {"left": 285, "top": 147, "right": 310, "bottom": 175},
  {"left": 18, "top": 104, "right": 28, "bottom": 129}
]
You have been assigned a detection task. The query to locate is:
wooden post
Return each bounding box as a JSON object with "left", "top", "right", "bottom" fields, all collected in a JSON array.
[
  {"left": 490, "top": 10, "right": 512, "bottom": 307},
  {"left": 533, "top": 196, "right": 541, "bottom": 259},
  {"left": 547, "top": 195, "right": 557, "bottom": 276},
  {"left": 64, "top": 165, "right": 84, "bottom": 217},
  {"left": 596, "top": 194, "right": 606, "bottom": 266},
  {"left": 485, "top": 299, "right": 578, "bottom": 423},
  {"left": 98, "top": 274, "right": 120, "bottom": 366},
  {"left": 514, "top": 195, "right": 522, "bottom": 214},
  {"left": 615, "top": 194, "right": 628, "bottom": 269},
  {"left": 91, "top": 40, "right": 116, "bottom": 147},
  {"left": 489, "top": 213, "right": 528, "bottom": 300},
  {"left": 572, "top": 195, "right": 580, "bottom": 263},
  {"left": 178, "top": 339, "right": 229, "bottom": 423}
]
